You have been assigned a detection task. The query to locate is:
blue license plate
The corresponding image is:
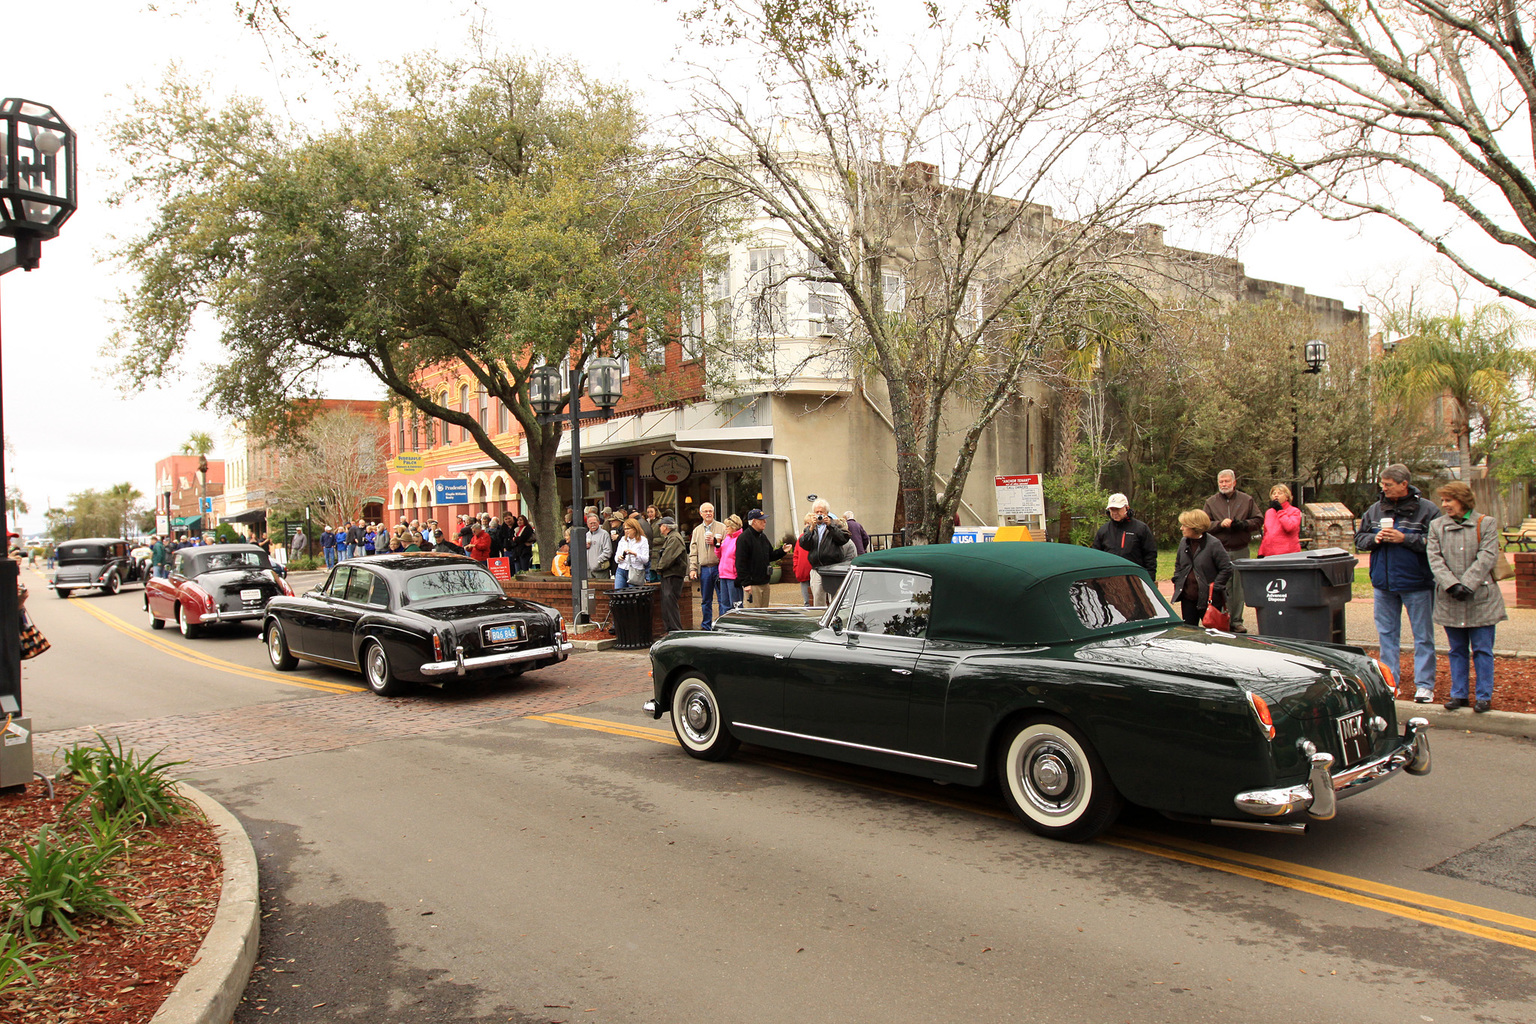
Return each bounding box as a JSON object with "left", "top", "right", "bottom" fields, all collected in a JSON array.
[{"left": 485, "top": 624, "right": 521, "bottom": 645}]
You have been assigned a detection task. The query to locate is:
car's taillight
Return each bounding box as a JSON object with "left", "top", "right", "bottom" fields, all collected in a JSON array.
[
  {"left": 1373, "top": 657, "right": 1397, "bottom": 691},
  {"left": 432, "top": 632, "right": 444, "bottom": 662},
  {"left": 1246, "top": 691, "right": 1276, "bottom": 740},
  {"left": 557, "top": 615, "right": 568, "bottom": 642}
]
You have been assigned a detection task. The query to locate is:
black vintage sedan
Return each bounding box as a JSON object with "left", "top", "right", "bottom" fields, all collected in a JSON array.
[
  {"left": 50, "top": 538, "right": 138, "bottom": 597},
  {"left": 259, "top": 553, "right": 571, "bottom": 696},
  {"left": 646, "top": 543, "right": 1431, "bottom": 842}
]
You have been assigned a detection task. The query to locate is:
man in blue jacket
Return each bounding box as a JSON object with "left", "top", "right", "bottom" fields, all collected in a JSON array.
[{"left": 1355, "top": 464, "right": 1441, "bottom": 702}]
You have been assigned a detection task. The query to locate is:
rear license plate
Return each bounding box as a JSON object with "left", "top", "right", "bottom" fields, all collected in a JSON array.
[
  {"left": 1336, "top": 711, "right": 1371, "bottom": 767},
  {"left": 484, "top": 623, "right": 523, "bottom": 645},
  {"left": 240, "top": 589, "right": 262, "bottom": 602}
]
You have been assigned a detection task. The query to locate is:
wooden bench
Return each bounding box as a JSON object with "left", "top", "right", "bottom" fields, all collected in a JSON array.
[{"left": 1502, "top": 518, "right": 1536, "bottom": 551}]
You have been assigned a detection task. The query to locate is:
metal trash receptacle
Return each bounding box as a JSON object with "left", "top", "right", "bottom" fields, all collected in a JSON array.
[
  {"left": 1231, "top": 547, "right": 1358, "bottom": 643},
  {"left": 608, "top": 585, "right": 658, "bottom": 649}
]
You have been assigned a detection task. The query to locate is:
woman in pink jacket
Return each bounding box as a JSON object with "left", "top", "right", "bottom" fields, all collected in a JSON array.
[
  {"left": 1258, "top": 484, "right": 1303, "bottom": 556},
  {"left": 717, "top": 514, "right": 743, "bottom": 612}
]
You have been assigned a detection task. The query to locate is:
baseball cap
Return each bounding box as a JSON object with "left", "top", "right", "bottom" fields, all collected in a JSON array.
[
  {"left": 748, "top": 509, "right": 766, "bottom": 521},
  {"left": 658, "top": 516, "right": 676, "bottom": 526},
  {"left": 1106, "top": 493, "right": 1129, "bottom": 510}
]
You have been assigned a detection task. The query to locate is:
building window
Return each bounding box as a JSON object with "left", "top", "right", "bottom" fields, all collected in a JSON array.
[
  {"left": 496, "top": 396, "right": 508, "bottom": 434},
  {"left": 746, "top": 247, "right": 787, "bottom": 336},
  {"left": 478, "top": 388, "right": 489, "bottom": 431},
  {"left": 411, "top": 417, "right": 420, "bottom": 451},
  {"left": 882, "top": 270, "right": 906, "bottom": 313},
  {"left": 398, "top": 416, "right": 407, "bottom": 453},
  {"left": 460, "top": 385, "right": 471, "bottom": 441},
  {"left": 807, "top": 258, "right": 843, "bottom": 336}
]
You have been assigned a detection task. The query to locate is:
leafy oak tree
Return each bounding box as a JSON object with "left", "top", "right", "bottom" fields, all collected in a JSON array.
[{"left": 109, "top": 51, "right": 722, "bottom": 568}]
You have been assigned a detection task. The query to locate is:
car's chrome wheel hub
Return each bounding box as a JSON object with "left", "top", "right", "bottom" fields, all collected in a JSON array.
[
  {"left": 1030, "top": 752, "right": 1070, "bottom": 797},
  {"left": 1016, "top": 735, "right": 1083, "bottom": 816},
  {"left": 369, "top": 648, "right": 386, "bottom": 685},
  {"left": 268, "top": 630, "right": 283, "bottom": 660},
  {"left": 684, "top": 694, "right": 712, "bottom": 737}
]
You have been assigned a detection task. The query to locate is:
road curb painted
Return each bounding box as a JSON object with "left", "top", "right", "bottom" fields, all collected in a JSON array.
[
  {"left": 150, "top": 784, "right": 260, "bottom": 1024},
  {"left": 1393, "top": 700, "right": 1536, "bottom": 741}
]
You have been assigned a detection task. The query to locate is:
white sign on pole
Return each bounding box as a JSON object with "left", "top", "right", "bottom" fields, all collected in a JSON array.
[{"left": 995, "top": 474, "right": 1044, "bottom": 517}]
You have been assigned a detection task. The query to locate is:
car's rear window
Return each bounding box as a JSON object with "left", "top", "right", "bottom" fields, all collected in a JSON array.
[
  {"left": 1068, "top": 575, "right": 1171, "bottom": 630},
  {"left": 404, "top": 568, "right": 504, "bottom": 603},
  {"left": 201, "top": 551, "right": 269, "bottom": 572},
  {"left": 57, "top": 545, "right": 110, "bottom": 565}
]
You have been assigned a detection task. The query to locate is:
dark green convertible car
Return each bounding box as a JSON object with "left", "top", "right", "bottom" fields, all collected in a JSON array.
[{"left": 646, "top": 543, "right": 1430, "bottom": 841}]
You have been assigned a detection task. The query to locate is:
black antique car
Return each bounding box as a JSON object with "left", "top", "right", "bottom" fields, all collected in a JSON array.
[
  {"left": 259, "top": 553, "right": 572, "bottom": 696},
  {"left": 50, "top": 538, "right": 139, "bottom": 597},
  {"left": 646, "top": 543, "right": 1431, "bottom": 842},
  {"left": 145, "top": 543, "right": 292, "bottom": 636}
]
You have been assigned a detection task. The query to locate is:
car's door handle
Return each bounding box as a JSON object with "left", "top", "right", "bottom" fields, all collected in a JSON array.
[
  {"left": 773, "top": 653, "right": 786, "bottom": 659},
  {"left": 891, "top": 668, "right": 912, "bottom": 675}
]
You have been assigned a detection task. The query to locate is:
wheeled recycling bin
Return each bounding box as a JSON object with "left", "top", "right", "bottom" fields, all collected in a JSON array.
[{"left": 1231, "top": 546, "right": 1358, "bottom": 644}]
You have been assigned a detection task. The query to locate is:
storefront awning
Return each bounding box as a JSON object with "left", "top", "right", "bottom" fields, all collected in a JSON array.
[{"left": 220, "top": 508, "right": 268, "bottom": 525}]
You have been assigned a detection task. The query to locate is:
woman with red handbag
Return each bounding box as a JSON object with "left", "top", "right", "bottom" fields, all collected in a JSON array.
[{"left": 1171, "top": 509, "right": 1233, "bottom": 627}]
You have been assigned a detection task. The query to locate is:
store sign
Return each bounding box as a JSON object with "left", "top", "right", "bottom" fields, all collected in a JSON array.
[
  {"left": 646, "top": 451, "right": 694, "bottom": 485},
  {"left": 393, "top": 453, "right": 424, "bottom": 474},
  {"left": 994, "top": 474, "right": 1044, "bottom": 517},
  {"left": 434, "top": 478, "right": 469, "bottom": 504}
]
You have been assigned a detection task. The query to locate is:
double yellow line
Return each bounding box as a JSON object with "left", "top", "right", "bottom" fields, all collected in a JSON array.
[
  {"left": 63, "top": 593, "right": 365, "bottom": 696},
  {"left": 529, "top": 711, "right": 1536, "bottom": 952}
]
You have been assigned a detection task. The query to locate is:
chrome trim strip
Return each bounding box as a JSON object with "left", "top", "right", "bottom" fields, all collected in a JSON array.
[
  {"left": 209, "top": 609, "right": 264, "bottom": 623},
  {"left": 732, "top": 721, "right": 977, "bottom": 770},
  {"left": 418, "top": 641, "right": 571, "bottom": 676}
]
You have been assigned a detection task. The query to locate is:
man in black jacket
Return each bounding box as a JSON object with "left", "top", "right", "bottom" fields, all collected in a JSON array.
[
  {"left": 1202, "top": 470, "right": 1264, "bottom": 633},
  {"left": 1090, "top": 493, "right": 1157, "bottom": 576},
  {"left": 737, "top": 509, "right": 791, "bottom": 607},
  {"left": 798, "top": 499, "right": 853, "bottom": 605},
  {"left": 653, "top": 517, "right": 688, "bottom": 632}
]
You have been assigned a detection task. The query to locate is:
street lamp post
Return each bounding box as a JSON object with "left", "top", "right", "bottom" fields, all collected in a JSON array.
[
  {"left": 530, "top": 357, "right": 623, "bottom": 622},
  {"left": 0, "top": 98, "right": 77, "bottom": 786},
  {"left": 1292, "top": 339, "right": 1329, "bottom": 505}
]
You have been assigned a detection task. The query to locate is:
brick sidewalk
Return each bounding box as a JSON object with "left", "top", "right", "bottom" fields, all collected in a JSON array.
[{"left": 36, "top": 651, "right": 655, "bottom": 775}]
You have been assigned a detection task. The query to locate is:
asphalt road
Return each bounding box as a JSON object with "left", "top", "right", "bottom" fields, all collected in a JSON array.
[{"left": 18, "top": 567, "right": 1536, "bottom": 1024}]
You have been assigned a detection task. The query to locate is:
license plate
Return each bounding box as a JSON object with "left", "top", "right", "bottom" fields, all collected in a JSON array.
[
  {"left": 1336, "top": 711, "right": 1371, "bottom": 767},
  {"left": 240, "top": 589, "right": 262, "bottom": 602},
  {"left": 484, "top": 623, "right": 523, "bottom": 645}
]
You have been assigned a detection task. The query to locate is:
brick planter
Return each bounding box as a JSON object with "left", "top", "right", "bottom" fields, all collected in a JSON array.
[
  {"left": 502, "top": 576, "right": 696, "bottom": 633},
  {"left": 1515, "top": 552, "right": 1536, "bottom": 609}
]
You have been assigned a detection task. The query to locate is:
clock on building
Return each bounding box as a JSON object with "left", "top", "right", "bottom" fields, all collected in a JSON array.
[{"left": 648, "top": 452, "right": 694, "bottom": 485}]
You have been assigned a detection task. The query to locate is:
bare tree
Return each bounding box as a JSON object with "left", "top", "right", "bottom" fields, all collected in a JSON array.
[
  {"left": 266, "top": 409, "right": 387, "bottom": 525},
  {"left": 1125, "top": 1, "right": 1536, "bottom": 309},
  {"left": 678, "top": 2, "right": 1214, "bottom": 541}
]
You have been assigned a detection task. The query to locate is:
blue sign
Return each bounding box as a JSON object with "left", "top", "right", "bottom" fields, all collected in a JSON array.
[
  {"left": 950, "top": 527, "right": 999, "bottom": 544},
  {"left": 434, "top": 478, "right": 469, "bottom": 504},
  {"left": 200, "top": 497, "right": 214, "bottom": 515}
]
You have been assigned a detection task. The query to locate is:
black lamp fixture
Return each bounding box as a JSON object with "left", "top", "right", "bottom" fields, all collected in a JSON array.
[
  {"left": 530, "top": 356, "right": 625, "bottom": 620},
  {"left": 1303, "top": 339, "right": 1328, "bottom": 374},
  {"left": 1292, "top": 339, "right": 1330, "bottom": 506},
  {"left": 0, "top": 98, "right": 77, "bottom": 273}
]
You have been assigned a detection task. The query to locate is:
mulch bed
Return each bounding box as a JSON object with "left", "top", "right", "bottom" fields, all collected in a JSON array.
[
  {"left": 0, "top": 780, "right": 221, "bottom": 1024},
  {"left": 1375, "top": 651, "right": 1536, "bottom": 714}
]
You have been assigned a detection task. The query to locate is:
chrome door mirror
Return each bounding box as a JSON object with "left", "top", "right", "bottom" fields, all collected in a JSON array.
[{"left": 829, "top": 616, "right": 843, "bottom": 634}]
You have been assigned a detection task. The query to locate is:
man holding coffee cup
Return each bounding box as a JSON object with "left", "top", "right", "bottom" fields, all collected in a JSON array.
[
  {"left": 1356, "top": 464, "right": 1442, "bottom": 702},
  {"left": 688, "top": 502, "right": 729, "bottom": 629}
]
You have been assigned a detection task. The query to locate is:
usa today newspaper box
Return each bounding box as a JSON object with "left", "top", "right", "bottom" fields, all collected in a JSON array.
[{"left": 1231, "top": 547, "right": 1358, "bottom": 644}]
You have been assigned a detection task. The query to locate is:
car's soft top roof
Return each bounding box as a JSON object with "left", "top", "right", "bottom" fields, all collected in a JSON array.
[
  {"left": 341, "top": 553, "right": 482, "bottom": 576},
  {"left": 852, "top": 542, "right": 1170, "bottom": 645}
]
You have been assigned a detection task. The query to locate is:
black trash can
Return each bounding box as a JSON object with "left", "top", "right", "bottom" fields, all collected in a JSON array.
[
  {"left": 1231, "top": 547, "right": 1358, "bottom": 644},
  {"left": 608, "top": 585, "right": 658, "bottom": 650}
]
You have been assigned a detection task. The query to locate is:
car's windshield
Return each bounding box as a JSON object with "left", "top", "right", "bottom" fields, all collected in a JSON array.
[
  {"left": 1068, "top": 575, "right": 1173, "bottom": 630},
  {"left": 201, "top": 551, "right": 270, "bottom": 572},
  {"left": 404, "top": 568, "right": 504, "bottom": 603}
]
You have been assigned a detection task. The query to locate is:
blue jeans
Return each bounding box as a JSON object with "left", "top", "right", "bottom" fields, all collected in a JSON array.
[
  {"left": 698, "top": 565, "right": 726, "bottom": 629},
  {"left": 1374, "top": 588, "right": 1437, "bottom": 694},
  {"left": 614, "top": 567, "right": 633, "bottom": 590},
  {"left": 1445, "top": 624, "right": 1496, "bottom": 702},
  {"left": 719, "top": 578, "right": 741, "bottom": 614}
]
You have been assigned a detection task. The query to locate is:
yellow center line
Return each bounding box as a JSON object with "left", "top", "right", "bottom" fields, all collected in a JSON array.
[
  {"left": 529, "top": 710, "right": 1536, "bottom": 950},
  {"left": 66, "top": 596, "right": 364, "bottom": 695}
]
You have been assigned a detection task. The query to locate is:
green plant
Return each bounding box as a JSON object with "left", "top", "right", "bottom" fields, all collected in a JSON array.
[
  {"left": 0, "top": 930, "right": 67, "bottom": 992},
  {"left": 62, "top": 735, "right": 188, "bottom": 828},
  {"left": 2, "top": 827, "right": 142, "bottom": 941},
  {"left": 286, "top": 554, "right": 322, "bottom": 571}
]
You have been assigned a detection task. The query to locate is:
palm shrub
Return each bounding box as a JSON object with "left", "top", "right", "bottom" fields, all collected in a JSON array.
[
  {"left": 2, "top": 827, "right": 142, "bottom": 941},
  {"left": 62, "top": 735, "right": 188, "bottom": 828}
]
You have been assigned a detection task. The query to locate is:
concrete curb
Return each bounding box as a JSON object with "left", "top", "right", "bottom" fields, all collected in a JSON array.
[
  {"left": 1393, "top": 699, "right": 1536, "bottom": 741},
  {"left": 150, "top": 785, "right": 260, "bottom": 1024}
]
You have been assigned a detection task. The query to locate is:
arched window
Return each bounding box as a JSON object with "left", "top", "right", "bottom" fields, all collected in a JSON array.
[{"left": 460, "top": 385, "right": 471, "bottom": 441}]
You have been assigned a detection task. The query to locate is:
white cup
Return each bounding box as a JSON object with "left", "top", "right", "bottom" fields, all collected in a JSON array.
[{"left": 1379, "top": 517, "right": 1394, "bottom": 530}]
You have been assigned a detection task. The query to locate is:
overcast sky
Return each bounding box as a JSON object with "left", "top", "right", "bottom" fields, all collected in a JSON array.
[{"left": 0, "top": 0, "right": 1480, "bottom": 535}]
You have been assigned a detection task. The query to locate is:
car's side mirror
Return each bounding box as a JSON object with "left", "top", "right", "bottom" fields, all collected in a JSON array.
[
  {"left": 305, "top": 589, "right": 321, "bottom": 598},
  {"left": 274, "top": 566, "right": 287, "bottom": 578},
  {"left": 829, "top": 616, "right": 843, "bottom": 634}
]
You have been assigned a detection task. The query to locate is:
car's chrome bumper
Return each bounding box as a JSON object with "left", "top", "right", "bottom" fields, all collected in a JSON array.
[
  {"left": 1234, "top": 717, "right": 1431, "bottom": 820},
  {"left": 207, "top": 608, "right": 265, "bottom": 623},
  {"left": 419, "top": 640, "right": 573, "bottom": 677}
]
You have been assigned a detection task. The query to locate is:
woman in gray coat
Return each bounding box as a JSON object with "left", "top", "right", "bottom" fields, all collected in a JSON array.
[{"left": 1426, "top": 481, "right": 1507, "bottom": 713}]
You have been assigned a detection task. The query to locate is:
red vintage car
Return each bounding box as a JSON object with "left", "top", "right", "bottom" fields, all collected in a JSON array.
[{"left": 144, "top": 543, "right": 293, "bottom": 637}]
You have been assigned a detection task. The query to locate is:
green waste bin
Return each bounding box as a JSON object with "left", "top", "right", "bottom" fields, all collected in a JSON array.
[{"left": 1231, "top": 547, "right": 1357, "bottom": 644}]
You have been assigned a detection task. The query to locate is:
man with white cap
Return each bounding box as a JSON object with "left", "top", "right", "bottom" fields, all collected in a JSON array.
[{"left": 1090, "top": 493, "right": 1157, "bottom": 576}]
